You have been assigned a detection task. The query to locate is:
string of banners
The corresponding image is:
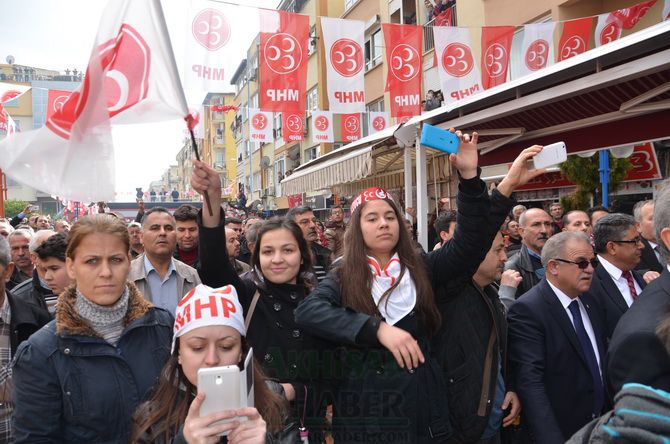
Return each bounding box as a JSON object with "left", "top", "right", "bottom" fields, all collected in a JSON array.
[{"left": 210, "top": 0, "right": 668, "bottom": 144}]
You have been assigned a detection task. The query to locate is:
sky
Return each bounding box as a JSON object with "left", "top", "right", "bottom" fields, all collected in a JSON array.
[{"left": 0, "top": 0, "right": 277, "bottom": 201}]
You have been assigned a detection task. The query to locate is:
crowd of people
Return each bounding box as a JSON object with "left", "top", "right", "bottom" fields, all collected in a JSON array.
[{"left": 0, "top": 130, "right": 668, "bottom": 443}]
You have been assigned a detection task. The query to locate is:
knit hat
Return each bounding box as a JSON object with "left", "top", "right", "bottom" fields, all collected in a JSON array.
[
  {"left": 350, "top": 187, "right": 394, "bottom": 214},
  {"left": 172, "top": 284, "right": 246, "bottom": 352}
]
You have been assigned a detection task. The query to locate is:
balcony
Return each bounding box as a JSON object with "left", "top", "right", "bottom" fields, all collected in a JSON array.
[{"left": 423, "top": 4, "right": 457, "bottom": 54}]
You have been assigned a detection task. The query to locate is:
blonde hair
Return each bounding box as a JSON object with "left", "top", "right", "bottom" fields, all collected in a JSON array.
[{"left": 66, "top": 214, "right": 130, "bottom": 260}]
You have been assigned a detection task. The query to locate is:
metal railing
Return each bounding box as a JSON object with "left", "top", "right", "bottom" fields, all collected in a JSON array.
[{"left": 423, "top": 5, "right": 457, "bottom": 54}]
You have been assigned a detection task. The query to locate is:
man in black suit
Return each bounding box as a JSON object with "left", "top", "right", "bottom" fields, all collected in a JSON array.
[
  {"left": 508, "top": 231, "right": 607, "bottom": 444},
  {"left": 607, "top": 183, "right": 670, "bottom": 396},
  {"left": 589, "top": 213, "right": 646, "bottom": 338},
  {"left": 634, "top": 199, "right": 665, "bottom": 275}
]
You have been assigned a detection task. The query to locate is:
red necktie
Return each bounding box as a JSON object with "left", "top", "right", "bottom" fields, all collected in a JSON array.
[{"left": 622, "top": 270, "right": 638, "bottom": 300}]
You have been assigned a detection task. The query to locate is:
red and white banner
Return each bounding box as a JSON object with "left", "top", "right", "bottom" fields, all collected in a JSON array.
[
  {"left": 340, "top": 113, "right": 361, "bottom": 142},
  {"left": 248, "top": 109, "right": 273, "bottom": 142},
  {"left": 434, "top": 27, "right": 482, "bottom": 105},
  {"left": 321, "top": 17, "right": 365, "bottom": 113},
  {"left": 311, "top": 111, "right": 334, "bottom": 143},
  {"left": 0, "top": 112, "right": 17, "bottom": 137},
  {"left": 595, "top": 13, "right": 622, "bottom": 47},
  {"left": 47, "top": 89, "right": 73, "bottom": 121},
  {"left": 558, "top": 17, "right": 593, "bottom": 61},
  {"left": 517, "top": 22, "right": 556, "bottom": 78},
  {"left": 369, "top": 112, "right": 390, "bottom": 134},
  {"left": 382, "top": 24, "right": 422, "bottom": 119},
  {"left": 0, "top": 0, "right": 188, "bottom": 202},
  {"left": 0, "top": 83, "right": 31, "bottom": 104},
  {"left": 480, "top": 26, "right": 514, "bottom": 90},
  {"left": 282, "top": 112, "right": 304, "bottom": 142},
  {"left": 259, "top": 10, "right": 309, "bottom": 113},
  {"left": 610, "top": 1, "right": 657, "bottom": 29}
]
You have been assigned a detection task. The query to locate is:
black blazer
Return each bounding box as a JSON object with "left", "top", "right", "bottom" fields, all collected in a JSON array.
[
  {"left": 588, "top": 262, "right": 646, "bottom": 339},
  {"left": 635, "top": 237, "right": 664, "bottom": 274},
  {"left": 606, "top": 269, "right": 670, "bottom": 396},
  {"left": 507, "top": 279, "right": 607, "bottom": 444}
]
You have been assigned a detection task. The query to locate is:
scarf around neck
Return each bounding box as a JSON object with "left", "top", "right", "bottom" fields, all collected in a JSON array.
[{"left": 368, "top": 253, "right": 416, "bottom": 325}]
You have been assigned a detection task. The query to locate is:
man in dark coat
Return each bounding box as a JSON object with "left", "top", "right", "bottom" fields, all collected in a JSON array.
[
  {"left": 607, "top": 183, "right": 670, "bottom": 396},
  {"left": 634, "top": 200, "right": 665, "bottom": 275},
  {"left": 287, "top": 206, "right": 332, "bottom": 283},
  {"left": 508, "top": 231, "right": 607, "bottom": 444}
]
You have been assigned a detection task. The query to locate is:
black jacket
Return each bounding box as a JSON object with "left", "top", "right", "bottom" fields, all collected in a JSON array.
[
  {"left": 310, "top": 241, "right": 332, "bottom": 283},
  {"left": 10, "top": 269, "right": 56, "bottom": 315},
  {"left": 507, "top": 279, "right": 608, "bottom": 444},
  {"left": 7, "top": 267, "right": 31, "bottom": 292},
  {"left": 587, "top": 262, "right": 645, "bottom": 340},
  {"left": 295, "top": 174, "right": 496, "bottom": 443},
  {"left": 606, "top": 268, "right": 670, "bottom": 396},
  {"left": 4, "top": 289, "right": 50, "bottom": 356},
  {"left": 432, "top": 189, "right": 514, "bottom": 442},
  {"left": 504, "top": 245, "right": 541, "bottom": 300},
  {"left": 635, "top": 237, "right": 664, "bottom": 274}
]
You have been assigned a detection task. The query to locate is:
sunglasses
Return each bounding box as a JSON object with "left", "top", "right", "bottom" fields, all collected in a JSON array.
[{"left": 553, "top": 258, "right": 598, "bottom": 270}]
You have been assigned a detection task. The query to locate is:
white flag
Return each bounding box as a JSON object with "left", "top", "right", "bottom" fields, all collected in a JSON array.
[
  {"left": 595, "top": 13, "right": 622, "bottom": 47},
  {"left": 321, "top": 17, "right": 365, "bottom": 113},
  {"left": 433, "top": 27, "right": 483, "bottom": 105},
  {"left": 517, "top": 22, "right": 556, "bottom": 78},
  {"left": 0, "top": 0, "right": 189, "bottom": 202},
  {"left": 248, "top": 109, "right": 273, "bottom": 142},
  {"left": 0, "top": 83, "right": 31, "bottom": 104},
  {"left": 369, "top": 112, "right": 390, "bottom": 134},
  {"left": 311, "top": 111, "right": 334, "bottom": 143}
]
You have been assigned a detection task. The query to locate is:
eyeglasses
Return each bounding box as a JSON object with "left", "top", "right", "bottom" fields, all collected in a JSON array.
[
  {"left": 611, "top": 237, "right": 643, "bottom": 245},
  {"left": 553, "top": 258, "right": 598, "bottom": 270}
]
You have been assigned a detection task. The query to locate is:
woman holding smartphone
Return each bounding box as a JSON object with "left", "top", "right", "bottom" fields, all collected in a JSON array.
[
  {"left": 11, "top": 214, "right": 174, "bottom": 442},
  {"left": 132, "top": 284, "right": 290, "bottom": 443}
]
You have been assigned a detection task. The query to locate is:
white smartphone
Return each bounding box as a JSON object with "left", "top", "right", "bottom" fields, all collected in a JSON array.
[
  {"left": 197, "top": 365, "right": 242, "bottom": 434},
  {"left": 533, "top": 142, "right": 567, "bottom": 169}
]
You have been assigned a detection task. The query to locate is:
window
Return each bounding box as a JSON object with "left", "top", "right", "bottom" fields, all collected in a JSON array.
[
  {"left": 363, "top": 99, "right": 385, "bottom": 137},
  {"left": 304, "top": 145, "right": 319, "bottom": 162},
  {"left": 215, "top": 123, "right": 224, "bottom": 144},
  {"left": 216, "top": 151, "right": 225, "bottom": 164},
  {"left": 308, "top": 26, "right": 317, "bottom": 56},
  {"left": 251, "top": 93, "right": 258, "bottom": 110},
  {"left": 307, "top": 87, "right": 318, "bottom": 114},
  {"left": 365, "top": 29, "right": 383, "bottom": 71},
  {"left": 274, "top": 113, "right": 283, "bottom": 140},
  {"left": 252, "top": 172, "right": 262, "bottom": 192},
  {"left": 275, "top": 157, "right": 285, "bottom": 194},
  {"left": 344, "top": 0, "right": 356, "bottom": 10}
]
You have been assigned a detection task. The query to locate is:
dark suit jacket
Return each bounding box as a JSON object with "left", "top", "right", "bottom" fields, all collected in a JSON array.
[
  {"left": 635, "top": 237, "right": 664, "bottom": 274},
  {"left": 606, "top": 269, "right": 670, "bottom": 397},
  {"left": 588, "top": 262, "right": 646, "bottom": 339},
  {"left": 508, "top": 279, "right": 607, "bottom": 444}
]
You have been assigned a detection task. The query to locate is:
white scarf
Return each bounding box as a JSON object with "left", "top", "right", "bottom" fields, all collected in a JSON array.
[{"left": 368, "top": 253, "right": 417, "bottom": 325}]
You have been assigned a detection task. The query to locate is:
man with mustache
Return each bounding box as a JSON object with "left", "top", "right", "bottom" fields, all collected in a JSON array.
[
  {"left": 504, "top": 208, "right": 554, "bottom": 300},
  {"left": 128, "top": 207, "right": 200, "bottom": 315},
  {"left": 286, "top": 206, "right": 332, "bottom": 283}
]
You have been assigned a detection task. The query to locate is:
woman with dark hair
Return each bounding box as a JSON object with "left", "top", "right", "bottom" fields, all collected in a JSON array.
[
  {"left": 132, "top": 284, "right": 289, "bottom": 443},
  {"left": 11, "top": 214, "right": 173, "bottom": 442},
  {"left": 191, "top": 160, "right": 328, "bottom": 442},
  {"left": 294, "top": 130, "right": 500, "bottom": 443}
]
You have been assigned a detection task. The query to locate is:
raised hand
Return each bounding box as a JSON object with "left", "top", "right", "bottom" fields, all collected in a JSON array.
[
  {"left": 497, "top": 145, "right": 547, "bottom": 197},
  {"left": 192, "top": 160, "right": 222, "bottom": 227},
  {"left": 448, "top": 128, "right": 479, "bottom": 180}
]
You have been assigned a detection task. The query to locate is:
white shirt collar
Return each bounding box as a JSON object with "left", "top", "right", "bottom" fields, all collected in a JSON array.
[
  {"left": 597, "top": 255, "right": 624, "bottom": 281},
  {"left": 546, "top": 279, "right": 579, "bottom": 310},
  {"left": 648, "top": 240, "right": 658, "bottom": 249}
]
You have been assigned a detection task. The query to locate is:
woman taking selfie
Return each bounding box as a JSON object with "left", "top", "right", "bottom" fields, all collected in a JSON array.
[
  {"left": 132, "top": 284, "right": 290, "bottom": 443},
  {"left": 12, "top": 214, "right": 174, "bottom": 442},
  {"left": 294, "top": 131, "right": 502, "bottom": 443},
  {"left": 191, "top": 160, "right": 329, "bottom": 442}
]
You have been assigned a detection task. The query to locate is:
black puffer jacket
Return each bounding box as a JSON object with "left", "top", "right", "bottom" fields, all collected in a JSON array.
[{"left": 503, "top": 244, "right": 541, "bottom": 299}]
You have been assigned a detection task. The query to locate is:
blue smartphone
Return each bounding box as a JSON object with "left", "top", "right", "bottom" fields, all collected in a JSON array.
[{"left": 420, "top": 124, "right": 459, "bottom": 154}]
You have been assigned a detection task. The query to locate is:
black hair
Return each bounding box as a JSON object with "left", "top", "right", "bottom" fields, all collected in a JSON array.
[
  {"left": 433, "top": 210, "right": 458, "bottom": 236},
  {"left": 173, "top": 205, "right": 198, "bottom": 222},
  {"left": 35, "top": 233, "right": 67, "bottom": 262},
  {"left": 286, "top": 206, "right": 314, "bottom": 221},
  {"left": 141, "top": 207, "right": 174, "bottom": 226}
]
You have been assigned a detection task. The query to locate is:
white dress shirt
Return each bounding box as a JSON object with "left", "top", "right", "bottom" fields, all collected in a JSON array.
[
  {"left": 597, "top": 255, "right": 641, "bottom": 308},
  {"left": 547, "top": 280, "right": 602, "bottom": 371}
]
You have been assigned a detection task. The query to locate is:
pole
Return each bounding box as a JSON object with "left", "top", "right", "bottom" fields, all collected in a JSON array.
[
  {"left": 599, "top": 149, "right": 610, "bottom": 208},
  {"left": 416, "top": 135, "right": 428, "bottom": 251},
  {"left": 247, "top": 66, "right": 253, "bottom": 208},
  {"left": 0, "top": 169, "right": 6, "bottom": 218}
]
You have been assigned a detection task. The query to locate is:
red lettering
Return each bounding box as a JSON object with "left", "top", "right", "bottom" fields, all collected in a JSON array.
[
  {"left": 220, "top": 297, "right": 236, "bottom": 318},
  {"left": 195, "top": 295, "right": 218, "bottom": 319}
]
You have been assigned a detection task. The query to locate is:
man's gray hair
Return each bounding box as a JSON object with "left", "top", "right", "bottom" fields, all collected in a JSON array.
[
  {"left": 29, "top": 229, "right": 55, "bottom": 253},
  {"left": 8, "top": 228, "right": 33, "bottom": 243},
  {"left": 0, "top": 236, "right": 11, "bottom": 268},
  {"left": 246, "top": 221, "right": 261, "bottom": 246},
  {"left": 593, "top": 213, "right": 636, "bottom": 254},
  {"left": 654, "top": 180, "right": 670, "bottom": 260},
  {"left": 541, "top": 231, "right": 591, "bottom": 267},
  {"left": 632, "top": 199, "right": 653, "bottom": 223}
]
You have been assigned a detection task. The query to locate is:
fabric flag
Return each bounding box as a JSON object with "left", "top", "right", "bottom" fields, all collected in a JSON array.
[
  {"left": 595, "top": 13, "right": 622, "bottom": 47},
  {"left": 558, "top": 17, "right": 593, "bottom": 62},
  {"left": 340, "top": 113, "right": 361, "bottom": 142},
  {"left": 47, "top": 89, "right": 75, "bottom": 121},
  {"left": 321, "top": 17, "right": 365, "bottom": 113},
  {"left": 282, "top": 112, "right": 304, "bottom": 142},
  {"left": 434, "top": 27, "right": 482, "bottom": 105},
  {"left": 0, "top": 112, "right": 17, "bottom": 137},
  {"left": 311, "top": 111, "right": 334, "bottom": 143},
  {"left": 480, "top": 26, "right": 514, "bottom": 90},
  {"left": 517, "top": 22, "right": 556, "bottom": 78},
  {"left": 382, "top": 24, "right": 422, "bottom": 119},
  {"left": 248, "top": 109, "right": 273, "bottom": 142},
  {"left": 259, "top": 9, "right": 309, "bottom": 113},
  {"left": 0, "top": 0, "right": 189, "bottom": 202},
  {"left": 0, "top": 83, "right": 31, "bottom": 104},
  {"left": 164, "top": 0, "right": 260, "bottom": 104},
  {"left": 369, "top": 112, "right": 390, "bottom": 134},
  {"left": 664, "top": 0, "right": 670, "bottom": 20},
  {"left": 610, "top": 1, "right": 657, "bottom": 29}
]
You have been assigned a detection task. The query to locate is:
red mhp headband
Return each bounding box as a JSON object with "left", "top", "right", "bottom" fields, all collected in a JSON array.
[{"left": 350, "top": 188, "right": 394, "bottom": 214}]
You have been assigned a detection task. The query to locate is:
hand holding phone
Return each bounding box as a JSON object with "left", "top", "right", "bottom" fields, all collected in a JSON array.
[
  {"left": 198, "top": 365, "right": 243, "bottom": 434},
  {"left": 420, "top": 124, "right": 460, "bottom": 154},
  {"left": 533, "top": 142, "right": 567, "bottom": 169}
]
